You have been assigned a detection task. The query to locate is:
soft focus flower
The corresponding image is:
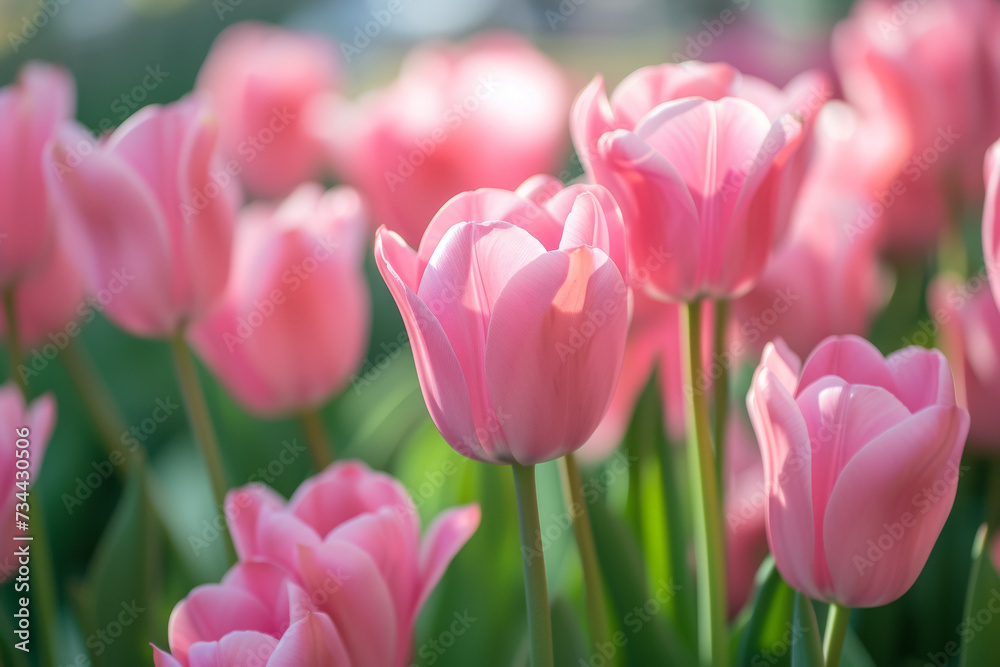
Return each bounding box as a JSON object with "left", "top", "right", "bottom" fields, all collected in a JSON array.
[
  {"left": 734, "top": 103, "right": 889, "bottom": 359},
  {"left": 0, "top": 62, "right": 75, "bottom": 287},
  {"left": 930, "top": 276, "right": 1000, "bottom": 451},
  {"left": 571, "top": 60, "right": 830, "bottom": 300},
  {"left": 0, "top": 237, "right": 84, "bottom": 350},
  {"left": 317, "top": 32, "right": 571, "bottom": 248},
  {"left": 985, "top": 139, "right": 1000, "bottom": 310},
  {"left": 189, "top": 184, "right": 369, "bottom": 417},
  {"left": 833, "top": 0, "right": 997, "bottom": 255},
  {"left": 196, "top": 22, "right": 339, "bottom": 197},
  {"left": 747, "top": 336, "right": 968, "bottom": 607},
  {"left": 724, "top": 413, "right": 767, "bottom": 619},
  {"left": 0, "top": 384, "right": 55, "bottom": 583},
  {"left": 375, "top": 177, "right": 628, "bottom": 464},
  {"left": 46, "top": 98, "right": 238, "bottom": 338},
  {"left": 151, "top": 461, "right": 480, "bottom": 667}
]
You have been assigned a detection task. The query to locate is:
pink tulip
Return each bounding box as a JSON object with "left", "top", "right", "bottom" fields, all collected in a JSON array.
[
  {"left": 196, "top": 22, "right": 339, "bottom": 197},
  {"left": 189, "top": 184, "right": 369, "bottom": 417},
  {"left": 0, "top": 236, "right": 84, "bottom": 351},
  {"left": 317, "top": 32, "right": 571, "bottom": 248},
  {"left": 0, "top": 384, "right": 55, "bottom": 582},
  {"left": 46, "top": 97, "right": 238, "bottom": 338},
  {"left": 571, "top": 60, "right": 830, "bottom": 300},
  {"left": 930, "top": 277, "right": 1000, "bottom": 451},
  {"left": 375, "top": 177, "right": 628, "bottom": 464},
  {"left": 0, "top": 62, "right": 75, "bottom": 286},
  {"left": 834, "top": 0, "right": 996, "bottom": 255},
  {"left": 150, "top": 461, "right": 480, "bottom": 667},
  {"left": 747, "top": 335, "right": 969, "bottom": 607},
  {"left": 985, "top": 139, "right": 1000, "bottom": 310},
  {"left": 724, "top": 413, "right": 768, "bottom": 618}
]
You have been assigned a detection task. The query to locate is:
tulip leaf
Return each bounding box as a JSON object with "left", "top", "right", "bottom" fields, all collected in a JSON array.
[
  {"left": 791, "top": 593, "right": 823, "bottom": 667},
  {"left": 959, "top": 524, "right": 1000, "bottom": 667},
  {"left": 589, "top": 494, "right": 695, "bottom": 666},
  {"left": 737, "top": 558, "right": 795, "bottom": 667},
  {"left": 82, "top": 464, "right": 161, "bottom": 666},
  {"left": 841, "top": 628, "right": 876, "bottom": 667},
  {"left": 551, "top": 595, "right": 591, "bottom": 666}
]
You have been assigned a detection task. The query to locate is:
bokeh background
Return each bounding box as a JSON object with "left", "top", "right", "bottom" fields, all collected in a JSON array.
[{"left": 0, "top": 0, "right": 989, "bottom": 665}]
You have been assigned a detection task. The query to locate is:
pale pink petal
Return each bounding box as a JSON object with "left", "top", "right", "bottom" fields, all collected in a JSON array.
[
  {"left": 797, "top": 335, "right": 897, "bottom": 396},
  {"left": 415, "top": 504, "right": 481, "bottom": 617},
  {"left": 267, "top": 613, "right": 351, "bottom": 667}
]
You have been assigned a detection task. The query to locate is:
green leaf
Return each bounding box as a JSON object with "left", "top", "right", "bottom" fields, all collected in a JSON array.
[
  {"left": 791, "top": 593, "right": 823, "bottom": 667},
  {"left": 841, "top": 627, "right": 876, "bottom": 667},
  {"left": 551, "top": 596, "right": 590, "bottom": 666},
  {"left": 959, "top": 525, "right": 1000, "bottom": 667},
  {"left": 82, "top": 464, "right": 161, "bottom": 666},
  {"left": 589, "top": 495, "right": 695, "bottom": 666},
  {"left": 737, "top": 558, "right": 795, "bottom": 667}
]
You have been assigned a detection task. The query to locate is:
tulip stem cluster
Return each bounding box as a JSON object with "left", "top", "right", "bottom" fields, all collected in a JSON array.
[
  {"left": 2, "top": 289, "right": 25, "bottom": 395},
  {"left": 167, "top": 332, "right": 234, "bottom": 562},
  {"left": 299, "top": 408, "right": 333, "bottom": 470},
  {"left": 680, "top": 301, "right": 728, "bottom": 667},
  {"left": 511, "top": 462, "right": 554, "bottom": 667},
  {"left": 822, "top": 603, "right": 851, "bottom": 667},
  {"left": 559, "top": 454, "right": 611, "bottom": 653}
]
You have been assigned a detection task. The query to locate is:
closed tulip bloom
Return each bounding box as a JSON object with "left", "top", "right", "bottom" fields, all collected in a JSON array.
[
  {"left": 985, "top": 139, "right": 1000, "bottom": 310},
  {"left": 204, "top": 461, "right": 480, "bottom": 667},
  {"left": 0, "top": 237, "right": 84, "bottom": 352},
  {"left": 747, "top": 336, "right": 969, "bottom": 607},
  {"left": 0, "top": 62, "right": 75, "bottom": 286},
  {"left": 930, "top": 277, "right": 1000, "bottom": 451},
  {"left": 375, "top": 179, "right": 629, "bottom": 464},
  {"left": 46, "top": 98, "right": 238, "bottom": 338},
  {"left": 189, "top": 184, "right": 369, "bottom": 417},
  {"left": 318, "top": 32, "right": 571, "bottom": 248},
  {"left": 196, "top": 22, "right": 339, "bottom": 197},
  {"left": 0, "top": 384, "right": 54, "bottom": 582},
  {"left": 572, "top": 61, "right": 829, "bottom": 300}
]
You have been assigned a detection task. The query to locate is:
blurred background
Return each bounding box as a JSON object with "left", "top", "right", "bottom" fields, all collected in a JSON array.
[{"left": 0, "top": 0, "right": 987, "bottom": 665}]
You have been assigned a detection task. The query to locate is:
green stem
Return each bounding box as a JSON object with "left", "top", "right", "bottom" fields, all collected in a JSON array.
[
  {"left": 30, "top": 491, "right": 60, "bottom": 667},
  {"left": 822, "top": 603, "right": 851, "bottom": 667},
  {"left": 167, "top": 332, "right": 234, "bottom": 563},
  {"left": 512, "top": 463, "right": 554, "bottom": 667},
  {"left": 559, "top": 454, "right": 611, "bottom": 655},
  {"left": 300, "top": 408, "right": 333, "bottom": 470},
  {"left": 3, "top": 289, "right": 25, "bottom": 395},
  {"left": 711, "top": 300, "right": 729, "bottom": 497},
  {"left": 681, "top": 300, "right": 727, "bottom": 667}
]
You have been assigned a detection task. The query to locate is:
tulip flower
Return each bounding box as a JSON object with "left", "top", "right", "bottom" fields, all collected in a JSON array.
[
  {"left": 747, "top": 335, "right": 969, "bottom": 608},
  {"left": 375, "top": 178, "right": 628, "bottom": 465},
  {"left": 189, "top": 183, "right": 369, "bottom": 418},
  {"left": 317, "top": 32, "right": 571, "bottom": 248},
  {"left": 985, "top": 139, "right": 1000, "bottom": 310},
  {"left": 930, "top": 277, "right": 1000, "bottom": 451},
  {"left": 571, "top": 60, "right": 830, "bottom": 300},
  {"left": 151, "top": 461, "right": 480, "bottom": 667},
  {"left": 0, "top": 62, "right": 75, "bottom": 287},
  {"left": 0, "top": 383, "right": 55, "bottom": 582},
  {"left": 46, "top": 97, "right": 238, "bottom": 338},
  {"left": 834, "top": 0, "right": 996, "bottom": 255},
  {"left": 196, "top": 22, "right": 339, "bottom": 197},
  {"left": 0, "top": 238, "right": 84, "bottom": 352}
]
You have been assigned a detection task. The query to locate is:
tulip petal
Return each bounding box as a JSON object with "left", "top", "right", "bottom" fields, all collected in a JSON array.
[
  {"left": 186, "top": 631, "right": 278, "bottom": 667},
  {"left": 485, "top": 247, "right": 628, "bottom": 463},
  {"left": 168, "top": 585, "right": 278, "bottom": 664},
  {"left": 559, "top": 192, "right": 610, "bottom": 256},
  {"left": 538, "top": 183, "right": 629, "bottom": 280},
  {"left": 152, "top": 645, "right": 184, "bottom": 667},
  {"left": 985, "top": 141, "right": 1000, "bottom": 303},
  {"left": 759, "top": 338, "right": 802, "bottom": 397},
  {"left": 570, "top": 75, "right": 616, "bottom": 176},
  {"left": 823, "top": 405, "right": 969, "bottom": 607},
  {"left": 297, "top": 541, "right": 397, "bottom": 667},
  {"left": 609, "top": 62, "right": 736, "bottom": 127},
  {"left": 419, "top": 222, "right": 547, "bottom": 458},
  {"left": 887, "top": 346, "right": 959, "bottom": 413},
  {"left": 225, "top": 484, "right": 285, "bottom": 560},
  {"left": 375, "top": 228, "right": 485, "bottom": 460},
  {"left": 415, "top": 504, "right": 481, "bottom": 617},
  {"left": 798, "top": 335, "right": 897, "bottom": 396},
  {"left": 268, "top": 613, "right": 351, "bottom": 667},
  {"left": 747, "top": 366, "right": 818, "bottom": 598}
]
